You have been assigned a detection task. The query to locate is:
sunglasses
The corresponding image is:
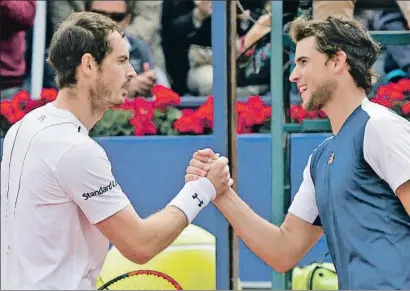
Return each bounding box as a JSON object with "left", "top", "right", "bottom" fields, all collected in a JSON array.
[{"left": 90, "top": 9, "right": 128, "bottom": 22}]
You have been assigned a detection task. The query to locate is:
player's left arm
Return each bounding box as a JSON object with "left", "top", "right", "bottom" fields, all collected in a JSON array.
[{"left": 363, "top": 115, "right": 410, "bottom": 215}]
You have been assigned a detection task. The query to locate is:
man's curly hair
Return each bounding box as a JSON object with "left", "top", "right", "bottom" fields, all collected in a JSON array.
[{"left": 288, "top": 15, "right": 382, "bottom": 90}]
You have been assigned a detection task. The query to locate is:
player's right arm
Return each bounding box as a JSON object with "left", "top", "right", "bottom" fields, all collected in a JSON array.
[
  {"left": 54, "top": 139, "right": 229, "bottom": 264},
  {"left": 214, "top": 191, "right": 322, "bottom": 273},
  {"left": 188, "top": 152, "right": 323, "bottom": 273}
]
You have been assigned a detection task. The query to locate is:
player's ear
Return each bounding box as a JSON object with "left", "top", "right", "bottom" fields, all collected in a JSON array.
[
  {"left": 330, "top": 50, "right": 347, "bottom": 74},
  {"left": 80, "top": 53, "right": 97, "bottom": 77}
]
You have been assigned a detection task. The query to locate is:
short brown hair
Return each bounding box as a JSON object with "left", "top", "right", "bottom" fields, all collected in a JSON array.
[
  {"left": 47, "top": 11, "right": 123, "bottom": 89},
  {"left": 288, "top": 15, "right": 381, "bottom": 90}
]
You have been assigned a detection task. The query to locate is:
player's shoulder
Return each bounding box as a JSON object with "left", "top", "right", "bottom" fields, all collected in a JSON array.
[
  {"left": 20, "top": 103, "right": 105, "bottom": 162},
  {"left": 65, "top": 138, "right": 105, "bottom": 158},
  {"left": 362, "top": 97, "right": 403, "bottom": 123},
  {"left": 362, "top": 97, "right": 409, "bottom": 136},
  {"left": 54, "top": 138, "right": 110, "bottom": 175},
  {"left": 25, "top": 103, "right": 91, "bottom": 148}
]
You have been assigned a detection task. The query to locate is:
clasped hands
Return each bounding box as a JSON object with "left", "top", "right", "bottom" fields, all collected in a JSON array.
[{"left": 185, "top": 148, "right": 233, "bottom": 198}]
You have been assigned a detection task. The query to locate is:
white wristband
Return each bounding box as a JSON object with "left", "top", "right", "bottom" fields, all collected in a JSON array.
[{"left": 168, "top": 177, "right": 216, "bottom": 223}]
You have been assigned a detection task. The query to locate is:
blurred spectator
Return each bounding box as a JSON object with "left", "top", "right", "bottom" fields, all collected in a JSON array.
[
  {"left": 47, "top": 1, "right": 83, "bottom": 44},
  {"left": 47, "top": 1, "right": 165, "bottom": 70},
  {"left": 0, "top": 0, "right": 36, "bottom": 100},
  {"left": 311, "top": 0, "right": 410, "bottom": 85},
  {"left": 236, "top": 12, "right": 271, "bottom": 95},
  {"left": 186, "top": 1, "right": 213, "bottom": 96},
  {"left": 236, "top": 1, "right": 299, "bottom": 96},
  {"left": 374, "top": 9, "right": 410, "bottom": 81},
  {"left": 44, "top": 0, "right": 169, "bottom": 97},
  {"left": 312, "top": 0, "right": 410, "bottom": 26},
  {"left": 161, "top": 0, "right": 269, "bottom": 96},
  {"left": 161, "top": 0, "right": 213, "bottom": 96},
  {"left": 125, "top": 1, "right": 166, "bottom": 72},
  {"left": 313, "top": 0, "right": 356, "bottom": 20}
]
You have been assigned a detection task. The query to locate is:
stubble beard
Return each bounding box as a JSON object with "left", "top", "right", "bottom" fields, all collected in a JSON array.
[
  {"left": 89, "top": 77, "right": 117, "bottom": 114},
  {"left": 304, "top": 79, "right": 337, "bottom": 111}
]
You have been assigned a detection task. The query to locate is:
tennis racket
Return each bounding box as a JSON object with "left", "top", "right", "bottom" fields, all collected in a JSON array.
[{"left": 98, "top": 270, "right": 183, "bottom": 290}]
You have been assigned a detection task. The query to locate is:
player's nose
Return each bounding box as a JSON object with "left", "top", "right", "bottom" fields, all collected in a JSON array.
[
  {"left": 289, "top": 66, "right": 300, "bottom": 83},
  {"left": 126, "top": 63, "right": 137, "bottom": 79}
]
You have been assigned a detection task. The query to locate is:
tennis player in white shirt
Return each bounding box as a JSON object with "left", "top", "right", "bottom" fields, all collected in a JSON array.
[{"left": 0, "top": 11, "right": 230, "bottom": 290}]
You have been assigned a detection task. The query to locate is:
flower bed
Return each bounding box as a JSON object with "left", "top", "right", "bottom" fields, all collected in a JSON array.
[{"left": 1, "top": 79, "right": 409, "bottom": 137}]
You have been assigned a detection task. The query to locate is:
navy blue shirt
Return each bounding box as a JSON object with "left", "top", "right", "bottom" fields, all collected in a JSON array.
[{"left": 289, "top": 98, "right": 410, "bottom": 289}]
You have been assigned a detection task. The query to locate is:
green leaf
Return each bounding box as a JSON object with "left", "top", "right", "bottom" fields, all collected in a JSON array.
[
  {"left": 154, "top": 109, "right": 166, "bottom": 119},
  {"left": 88, "top": 109, "right": 133, "bottom": 136},
  {"left": 159, "top": 120, "right": 172, "bottom": 134},
  {"left": 166, "top": 127, "right": 178, "bottom": 136},
  {"left": 166, "top": 107, "right": 182, "bottom": 121},
  {"left": 114, "top": 109, "right": 133, "bottom": 124},
  {"left": 120, "top": 127, "right": 134, "bottom": 136}
]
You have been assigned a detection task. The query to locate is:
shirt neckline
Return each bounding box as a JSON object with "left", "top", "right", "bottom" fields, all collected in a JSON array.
[{"left": 45, "top": 102, "right": 89, "bottom": 135}]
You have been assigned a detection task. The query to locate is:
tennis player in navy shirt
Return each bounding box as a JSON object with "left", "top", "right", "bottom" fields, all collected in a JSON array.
[{"left": 186, "top": 15, "right": 410, "bottom": 289}]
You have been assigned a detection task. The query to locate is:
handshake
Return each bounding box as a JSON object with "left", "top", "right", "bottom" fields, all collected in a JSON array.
[
  {"left": 185, "top": 148, "right": 234, "bottom": 196},
  {"left": 168, "top": 148, "right": 233, "bottom": 224}
]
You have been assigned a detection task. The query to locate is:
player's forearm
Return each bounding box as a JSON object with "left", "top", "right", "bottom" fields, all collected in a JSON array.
[
  {"left": 128, "top": 178, "right": 216, "bottom": 264},
  {"left": 213, "top": 189, "right": 298, "bottom": 273},
  {"left": 135, "top": 206, "right": 188, "bottom": 263},
  {"left": 96, "top": 204, "right": 188, "bottom": 265}
]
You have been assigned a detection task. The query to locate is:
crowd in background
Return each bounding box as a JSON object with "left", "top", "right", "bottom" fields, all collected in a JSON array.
[{"left": 1, "top": 0, "right": 409, "bottom": 101}]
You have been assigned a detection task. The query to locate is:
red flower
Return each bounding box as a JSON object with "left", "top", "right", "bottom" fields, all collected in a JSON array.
[
  {"left": 152, "top": 84, "right": 181, "bottom": 109},
  {"left": 237, "top": 114, "right": 253, "bottom": 133},
  {"left": 130, "top": 116, "right": 157, "bottom": 135},
  {"left": 389, "top": 89, "right": 405, "bottom": 101},
  {"left": 174, "top": 114, "right": 204, "bottom": 134},
  {"left": 132, "top": 98, "right": 154, "bottom": 119},
  {"left": 305, "top": 110, "right": 318, "bottom": 119},
  {"left": 113, "top": 97, "right": 156, "bottom": 135},
  {"left": 290, "top": 105, "right": 306, "bottom": 123},
  {"left": 246, "top": 96, "right": 267, "bottom": 124},
  {"left": 234, "top": 96, "right": 272, "bottom": 133},
  {"left": 262, "top": 105, "right": 272, "bottom": 119},
  {"left": 371, "top": 98, "right": 394, "bottom": 109},
  {"left": 318, "top": 110, "right": 327, "bottom": 118},
  {"left": 375, "top": 84, "right": 391, "bottom": 98},
  {"left": 236, "top": 101, "right": 249, "bottom": 133},
  {"left": 376, "top": 80, "right": 409, "bottom": 101},
  {"left": 13, "top": 90, "right": 30, "bottom": 105},
  {"left": 24, "top": 99, "right": 44, "bottom": 113},
  {"left": 196, "top": 96, "right": 213, "bottom": 128},
  {"left": 197, "top": 96, "right": 213, "bottom": 118},
  {"left": 180, "top": 109, "right": 196, "bottom": 116},
  {"left": 0, "top": 90, "right": 30, "bottom": 124},
  {"left": 0, "top": 100, "right": 12, "bottom": 116},
  {"left": 40, "top": 88, "right": 58, "bottom": 102},
  {"left": 395, "top": 78, "right": 410, "bottom": 92},
  {"left": 247, "top": 95, "right": 264, "bottom": 109},
  {"left": 114, "top": 98, "right": 135, "bottom": 111},
  {"left": 402, "top": 101, "right": 410, "bottom": 115},
  {"left": 236, "top": 101, "right": 248, "bottom": 115},
  {"left": 128, "top": 98, "right": 156, "bottom": 135}
]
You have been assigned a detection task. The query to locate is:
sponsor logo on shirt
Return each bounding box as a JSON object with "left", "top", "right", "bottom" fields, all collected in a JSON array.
[
  {"left": 328, "top": 152, "right": 335, "bottom": 165},
  {"left": 82, "top": 181, "right": 118, "bottom": 200}
]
